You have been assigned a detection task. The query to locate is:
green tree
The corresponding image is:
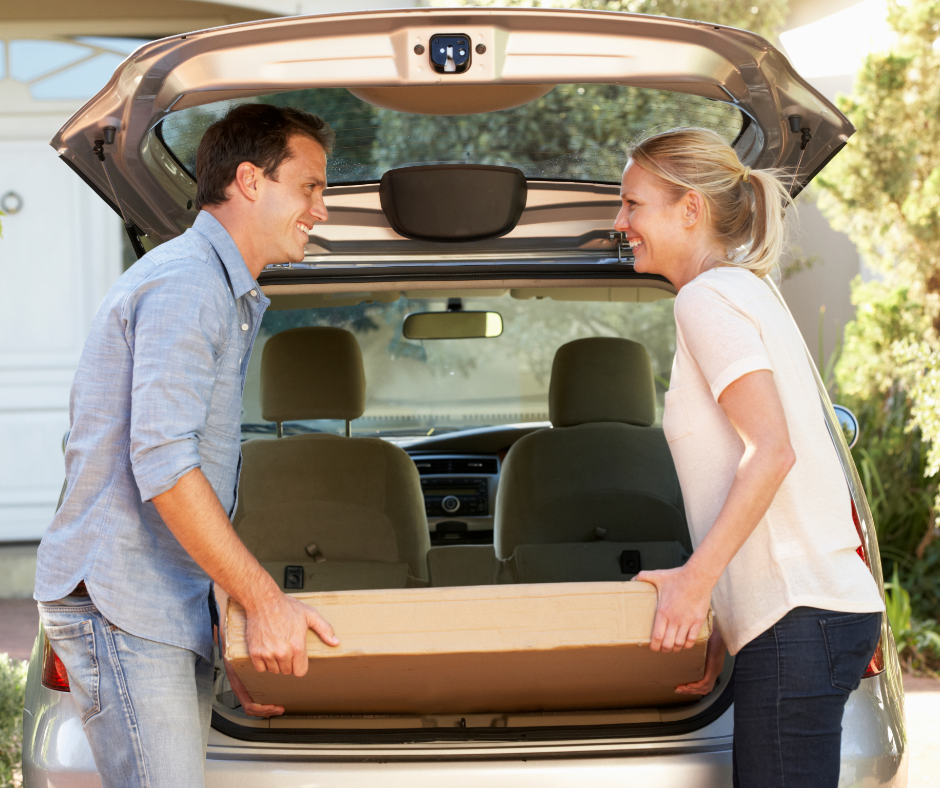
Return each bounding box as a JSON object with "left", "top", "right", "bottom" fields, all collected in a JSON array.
[
  {"left": 430, "top": 0, "right": 787, "bottom": 41},
  {"left": 816, "top": 0, "right": 940, "bottom": 629},
  {"left": 817, "top": 0, "right": 940, "bottom": 302}
]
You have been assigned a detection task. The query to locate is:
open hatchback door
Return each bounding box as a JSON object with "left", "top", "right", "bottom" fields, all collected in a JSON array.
[{"left": 52, "top": 5, "right": 853, "bottom": 267}]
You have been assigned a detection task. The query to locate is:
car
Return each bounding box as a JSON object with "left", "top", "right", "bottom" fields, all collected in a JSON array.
[{"left": 23, "top": 6, "right": 906, "bottom": 787}]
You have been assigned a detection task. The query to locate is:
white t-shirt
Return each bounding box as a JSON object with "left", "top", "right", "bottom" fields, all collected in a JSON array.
[{"left": 663, "top": 267, "right": 884, "bottom": 655}]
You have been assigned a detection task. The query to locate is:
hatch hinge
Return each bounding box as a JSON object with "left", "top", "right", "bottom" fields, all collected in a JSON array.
[
  {"left": 786, "top": 115, "right": 813, "bottom": 196},
  {"left": 93, "top": 127, "right": 146, "bottom": 260}
]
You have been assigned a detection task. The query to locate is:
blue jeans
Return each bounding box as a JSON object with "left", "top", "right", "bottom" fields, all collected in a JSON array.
[
  {"left": 38, "top": 594, "right": 214, "bottom": 788},
  {"left": 732, "top": 606, "right": 882, "bottom": 788}
]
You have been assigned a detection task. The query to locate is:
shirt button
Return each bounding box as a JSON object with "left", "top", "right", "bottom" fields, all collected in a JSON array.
[
  {"left": 250, "top": 289, "right": 257, "bottom": 297},
  {"left": 241, "top": 324, "right": 249, "bottom": 331}
]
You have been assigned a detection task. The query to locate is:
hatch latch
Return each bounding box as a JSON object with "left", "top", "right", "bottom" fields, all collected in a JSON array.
[
  {"left": 430, "top": 35, "right": 471, "bottom": 74},
  {"left": 608, "top": 231, "right": 634, "bottom": 264}
]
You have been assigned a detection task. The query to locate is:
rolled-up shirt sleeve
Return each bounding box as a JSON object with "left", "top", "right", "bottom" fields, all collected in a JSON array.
[
  {"left": 123, "top": 263, "right": 230, "bottom": 501},
  {"left": 674, "top": 280, "right": 773, "bottom": 402}
]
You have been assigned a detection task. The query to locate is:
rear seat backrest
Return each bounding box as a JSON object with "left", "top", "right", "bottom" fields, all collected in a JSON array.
[
  {"left": 494, "top": 337, "right": 689, "bottom": 581},
  {"left": 234, "top": 327, "right": 430, "bottom": 591}
]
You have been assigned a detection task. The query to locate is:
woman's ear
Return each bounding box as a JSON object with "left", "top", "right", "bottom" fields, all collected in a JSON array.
[{"left": 683, "top": 189, "right": 705, "bottom": 227}]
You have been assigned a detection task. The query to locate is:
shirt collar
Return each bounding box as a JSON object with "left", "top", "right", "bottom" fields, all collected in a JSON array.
[{"left": 191, "top": 211, "right": 258, "bottom": 300}]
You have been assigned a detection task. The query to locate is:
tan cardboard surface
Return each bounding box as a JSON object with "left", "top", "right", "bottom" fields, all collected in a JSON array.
[{"left": 224, "top": 582, "right": 711, "bottom": 715}]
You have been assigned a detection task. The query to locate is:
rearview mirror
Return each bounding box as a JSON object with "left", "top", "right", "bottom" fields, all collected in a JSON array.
[{"left": 403, "top": 311, "right": 503, "bottom": 339}]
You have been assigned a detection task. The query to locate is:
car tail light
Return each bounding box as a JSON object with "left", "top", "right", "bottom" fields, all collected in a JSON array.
[
  {"left": 851, "top": 500, "right": 871, "bottom": 568},
  {"left": 41, "top": 636, "right": 71, "bottom": 692},
  {"left": 851, "top": 500, "right": 886, "bottom": 678}
]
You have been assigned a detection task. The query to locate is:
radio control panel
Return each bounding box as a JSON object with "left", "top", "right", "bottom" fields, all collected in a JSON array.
[
  {"left": 420, "top": 476, "right": 489, "bottom": 517},
  {"left": 409, "top": 453, "right": 500, "bottom": 544}
]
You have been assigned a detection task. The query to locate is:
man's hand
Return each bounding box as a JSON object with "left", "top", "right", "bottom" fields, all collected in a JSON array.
[
  {"left": 224, "top": 658, "right": 285, "bottom": 717},
  {"left": 633, "top": 563, "right": 714, "bottom": 653},
  {"left": 245, "top": 592, "right": 339, "bottom": 676},
  {"left": 675, "top": 629, "right": 726, "bottom": 695}
]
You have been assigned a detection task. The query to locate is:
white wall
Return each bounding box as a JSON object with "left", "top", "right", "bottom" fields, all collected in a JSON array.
[{"left": 0, "top": 82, "right": 123, "bottom": 542}]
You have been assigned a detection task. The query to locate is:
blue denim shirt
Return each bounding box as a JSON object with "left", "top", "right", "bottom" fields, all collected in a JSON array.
[{"left": 35, "top": 212, "right": 269, "bottom": 660}]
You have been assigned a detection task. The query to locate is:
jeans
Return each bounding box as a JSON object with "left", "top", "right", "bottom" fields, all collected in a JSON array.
[
  {"left": 38, "top": 594, "right": 214, "bottom": 788},
  {"left": 732, "top": 606, "right": 883, "bottom": 788}
]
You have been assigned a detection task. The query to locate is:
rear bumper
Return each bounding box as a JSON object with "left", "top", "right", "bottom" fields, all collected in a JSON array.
[
  {"left": 23, "top": 674, "right": 906, "bottom": 788},
  {"left": 205, "top": 749, "right": 734, "bottom": 787}
]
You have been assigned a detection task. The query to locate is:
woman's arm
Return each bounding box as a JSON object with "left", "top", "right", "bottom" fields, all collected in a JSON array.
[{"left": 635, "top": 368, "right": 795, "bottom": 652}]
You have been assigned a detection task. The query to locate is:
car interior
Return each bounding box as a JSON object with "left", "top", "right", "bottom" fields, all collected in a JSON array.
[
  {"left": 234, "top": 318, "right": 689, "bottom": 594},
  {"left": 211, "top": 284, "right": 736, "bottom": 733}
]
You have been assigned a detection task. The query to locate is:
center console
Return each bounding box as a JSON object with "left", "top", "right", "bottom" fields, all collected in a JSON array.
[{"left": 409, "top": 454, "right": 500, "bottom": 544}]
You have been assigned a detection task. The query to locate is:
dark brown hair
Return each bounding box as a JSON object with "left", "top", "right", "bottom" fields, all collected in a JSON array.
[{"left": 195, "top": 103, "right": 335, "bottom": 209}]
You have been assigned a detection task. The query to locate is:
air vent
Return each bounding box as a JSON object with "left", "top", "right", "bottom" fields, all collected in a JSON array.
[{"left": 413, "top": 457, "right": 498, "bottom": 475}]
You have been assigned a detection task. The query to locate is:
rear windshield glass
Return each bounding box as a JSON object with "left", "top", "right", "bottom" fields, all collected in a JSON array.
[
  {"left": 241, "top": 292, "right": 676, "bottom": 440},
  {"left": 158, "top": 84, "right": 744, "bottom": 185}
]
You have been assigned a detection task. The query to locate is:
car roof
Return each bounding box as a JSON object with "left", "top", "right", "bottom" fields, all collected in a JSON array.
[{"left": 52, "top": 6, "right": 852, "bottom": 265}]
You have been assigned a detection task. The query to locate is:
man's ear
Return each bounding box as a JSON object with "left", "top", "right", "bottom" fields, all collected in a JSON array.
[{"left": 230, "top": 161, "right": 262, "bottom": 203}]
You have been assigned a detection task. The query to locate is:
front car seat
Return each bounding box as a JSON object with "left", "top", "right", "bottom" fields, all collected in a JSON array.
[
  {"left": 234, "top": 326, "right": 430, "bottom": 592},
  {"left": 494, "top": 337, "right": 690, "bottom": 583}
]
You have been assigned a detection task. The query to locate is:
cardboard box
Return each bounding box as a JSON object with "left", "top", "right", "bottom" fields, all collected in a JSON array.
[{"left": 224, "top": 582, "right": 711, "bottom": 715}]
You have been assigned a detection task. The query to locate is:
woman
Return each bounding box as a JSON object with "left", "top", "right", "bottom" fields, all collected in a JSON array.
[{"left": 620, "top": 128, "right": 885, "bottom": 788}]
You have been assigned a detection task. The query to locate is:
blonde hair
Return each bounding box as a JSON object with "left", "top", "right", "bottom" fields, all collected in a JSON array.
[{"left": 629, "top": 127, "right": 793, "bottom": 279}]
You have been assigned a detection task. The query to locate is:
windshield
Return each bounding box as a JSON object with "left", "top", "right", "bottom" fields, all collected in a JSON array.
[
  {"left": 159, "top": 84, "right": 744, "bottom": 186},
  {"left": 241, "top": 292, "right": 677, "bottom": 439}
]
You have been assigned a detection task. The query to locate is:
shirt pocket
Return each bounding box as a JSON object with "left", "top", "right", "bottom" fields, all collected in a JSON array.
[{"left": 663, "top": 388, "right": 692, "bottom": 443}]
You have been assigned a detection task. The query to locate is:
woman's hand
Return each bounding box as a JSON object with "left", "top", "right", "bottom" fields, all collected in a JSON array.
[
  {"left": 633, "top": 563, "right": 715, "bottom": 652},
  {"left": 676, "top": 629, "right": 726, "bottom": 695}
]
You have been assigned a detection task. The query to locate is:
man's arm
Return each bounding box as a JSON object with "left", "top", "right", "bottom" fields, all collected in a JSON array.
[{"left": 153, "top": 468, "right": 338, "bottom": 678}]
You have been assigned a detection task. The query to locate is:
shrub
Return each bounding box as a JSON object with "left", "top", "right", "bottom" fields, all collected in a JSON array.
[
  {"left": 835, "top": 283, "right": 939, "bottom": 624},
  {"left": 0, "top": 654, "right": 26, "bottom": 788},
  {"left": 885, "top": 565, "right": 940, "bottom": 675}
]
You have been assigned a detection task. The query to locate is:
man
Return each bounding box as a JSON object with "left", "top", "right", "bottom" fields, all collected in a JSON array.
[{"left": 34, "top": 103, "right": 337, "bottom": 787}]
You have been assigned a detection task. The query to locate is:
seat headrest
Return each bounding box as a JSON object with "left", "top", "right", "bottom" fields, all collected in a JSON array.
[
  {"left": 549, "top": 338, "right": 656, "bottom": 428},
  {"left": 261, "top": 327, "right": 366, "bottom": 423}
]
